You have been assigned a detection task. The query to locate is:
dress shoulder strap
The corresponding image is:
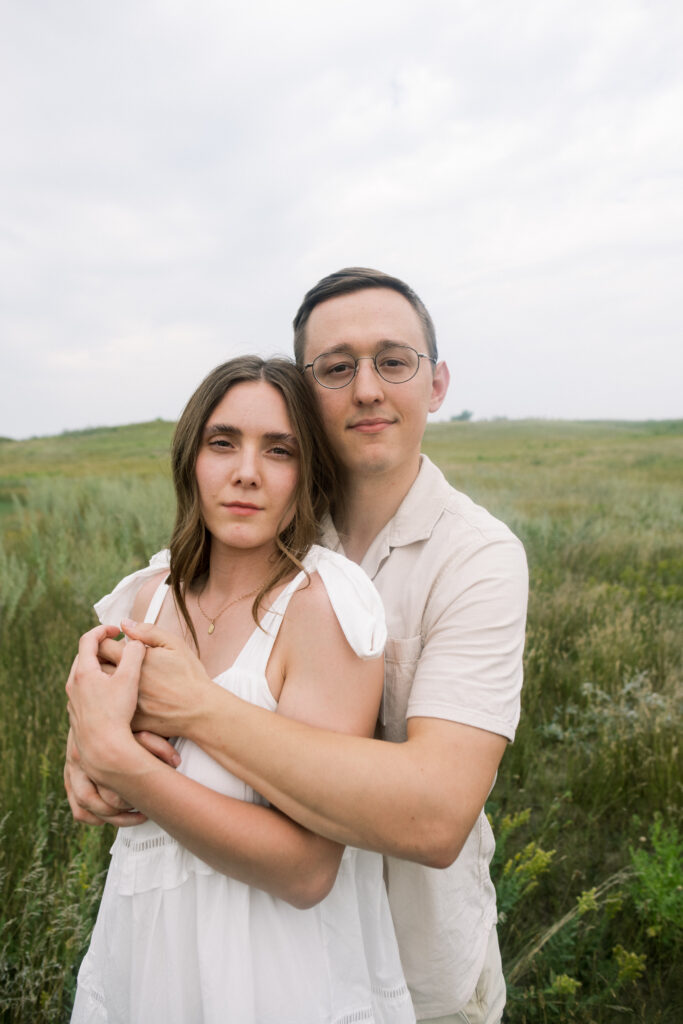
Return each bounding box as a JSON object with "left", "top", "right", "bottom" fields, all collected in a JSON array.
[
  {"left": 144, "top": 577, "right": 170, "bottom": 624},
  {"left": 234, "top": 545, "right": 387, "bottom": 674},
  {"left": 234, "top": 569, "right": 307, "bottom": 674}
]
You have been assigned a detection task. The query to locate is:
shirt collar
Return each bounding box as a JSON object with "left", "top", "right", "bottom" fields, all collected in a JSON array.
[{"left": 320, "top": 455, "right": 450, "bottom": 578}]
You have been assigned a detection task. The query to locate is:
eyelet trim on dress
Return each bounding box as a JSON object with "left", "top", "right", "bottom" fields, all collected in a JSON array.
[
  {"left": 86, "top": 986, "right": 106, "bottom": 1006},
  {"left": 333, "top": 1010, "right": 373, "bottom": 1024},
  {"left": 372, "top": 981, "right": 412, "bottom": 1001},
  {"left": 118, "top": 833, "right": 178, "bottom": 852}
]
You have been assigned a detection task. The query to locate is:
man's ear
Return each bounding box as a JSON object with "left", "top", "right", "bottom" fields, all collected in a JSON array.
[{"left": 429, "top": 361, "right": 450, "bottom": 414}]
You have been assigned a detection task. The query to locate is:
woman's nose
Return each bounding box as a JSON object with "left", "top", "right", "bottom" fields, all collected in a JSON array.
[{"left": 231, "top": 448, "right": 260, "bottom": 486}]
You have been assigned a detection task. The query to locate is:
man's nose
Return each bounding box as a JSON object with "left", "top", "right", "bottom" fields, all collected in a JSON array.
[{"left": 351, "top": 357, "right": 385, "bottom": 404}]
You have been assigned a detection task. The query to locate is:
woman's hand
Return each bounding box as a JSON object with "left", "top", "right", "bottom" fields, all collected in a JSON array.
[
  {"left": 64, "top": 724, "right": 148, "bottom": 826},
  {"left": 120, "top": 618, "right": 215, "bottom": 739},
  {"left": 66, "top": 624, "right": 146, "bottom": 783}
]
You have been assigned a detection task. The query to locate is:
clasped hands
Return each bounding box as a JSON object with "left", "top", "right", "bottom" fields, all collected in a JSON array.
[{"left": 65, "top": 619, "right": 208, "bottom": 827}]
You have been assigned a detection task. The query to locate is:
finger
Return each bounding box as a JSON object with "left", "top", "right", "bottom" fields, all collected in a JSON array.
[
  {"left": 96, "top": 784, "right": 133, "bottom": 809},
  {"left": 68, "top": 794, "right": 148, "bottom": 828},
  {"left": 120, "top": 618, "right": 180, "bottom": 650},
  {"left": 134, "top": 730, "right": 181, "bottom": 767},
  {"left": 65, "top": 782, "right": 107, "bottom": 826},
  {"left": 77, "top": 624, "right": 122, "bottom": 675},
  {"left": 65, "top": 654, "right": 79, "bottom": 696},
  {"left": 115, "top": 637, "right": 147, "bottom": 679},
  {"left": 66, "top": 725, "right": 80, "bottom": 764},
  {"left": 64, "top": 761, "right": 116, "bottom": 825},
  {"left": 65, "top": 757, "right": 148, "bottom": 825},
  {"left": 98, "top": 636, "right": 124, "bottom": 667},
  {"left": 99, "top": 809, "right": 149, "bottom": 827}
]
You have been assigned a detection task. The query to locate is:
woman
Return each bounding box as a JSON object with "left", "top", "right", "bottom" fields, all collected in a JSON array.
[{"left": 67, "top": 357, "right": 415, "bottom": 1024}]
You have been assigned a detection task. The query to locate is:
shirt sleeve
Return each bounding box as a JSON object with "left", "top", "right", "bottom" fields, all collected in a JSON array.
[{"left": 406, "top": 533, "right": 528, "bottom": 741}]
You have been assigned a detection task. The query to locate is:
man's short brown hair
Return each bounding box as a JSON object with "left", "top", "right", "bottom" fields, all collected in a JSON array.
[{"left": 293, "top": 267, "right": 438, "bottom": 367}]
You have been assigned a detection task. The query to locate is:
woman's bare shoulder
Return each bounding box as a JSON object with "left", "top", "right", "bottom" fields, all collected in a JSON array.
[
  {"left": 279, "top": 570, "right": 353, "bottom": 659},
  {"left": 130, "top": 570, "right": 169, "bottom": 622},
  {"left": 287, "top": 570, "right": 336, "bottom": 618}
]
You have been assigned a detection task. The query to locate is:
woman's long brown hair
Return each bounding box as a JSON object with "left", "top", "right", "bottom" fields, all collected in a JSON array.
[{"left": 168, "top": 356, "right": 344, "bottom": 650}]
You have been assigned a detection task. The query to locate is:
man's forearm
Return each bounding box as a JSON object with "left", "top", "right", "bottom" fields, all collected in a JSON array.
[{"left": 166, "top": 684, "right": 505, "bottom": 868}]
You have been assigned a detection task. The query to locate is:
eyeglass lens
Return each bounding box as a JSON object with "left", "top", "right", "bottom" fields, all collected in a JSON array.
[{"left": 313, "top": 345, "right": 420, "bottom": 388}]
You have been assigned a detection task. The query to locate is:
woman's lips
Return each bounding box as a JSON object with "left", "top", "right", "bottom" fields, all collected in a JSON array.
[{"left": 223, "top": 503, "right": 261, "bottom": 516}]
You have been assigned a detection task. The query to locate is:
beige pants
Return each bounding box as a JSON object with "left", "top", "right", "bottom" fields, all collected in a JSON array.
[{"left": 420, "top": 926, "right": 506, "bottom": 1024}]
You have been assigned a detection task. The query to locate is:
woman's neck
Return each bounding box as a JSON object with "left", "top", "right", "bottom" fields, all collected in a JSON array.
[{"left": 198, "top": 541, "right": 278, "bottom": 600}]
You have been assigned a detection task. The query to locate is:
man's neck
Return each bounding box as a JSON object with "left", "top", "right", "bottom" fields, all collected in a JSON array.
[{"left": 336, "top": 455, "right": 422, "bottom": 564}]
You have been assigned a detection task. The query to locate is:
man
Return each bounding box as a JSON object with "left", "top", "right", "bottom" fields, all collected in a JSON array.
[{"left": 66, "top": 268, "right": 528, "bottom": 1022}]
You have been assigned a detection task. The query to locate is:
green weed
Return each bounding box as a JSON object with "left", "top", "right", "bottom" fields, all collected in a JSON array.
[{"left": 1, "top": 419, "right": 682, "bottom": 1022}]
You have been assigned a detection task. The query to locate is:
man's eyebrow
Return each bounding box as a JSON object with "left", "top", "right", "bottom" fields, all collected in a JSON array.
[{"left": 318, "top": 339, "right": 409, "bottom": 356}]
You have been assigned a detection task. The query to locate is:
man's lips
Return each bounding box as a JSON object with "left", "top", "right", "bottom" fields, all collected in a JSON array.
[{"left": 348, "top": 418, "right": 395, "bottom": 434}]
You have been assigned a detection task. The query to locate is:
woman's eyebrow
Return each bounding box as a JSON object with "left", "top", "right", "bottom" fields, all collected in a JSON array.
[
  {"left": 264, "top": 432, "right": 299, "bottom": 448},
  {"left": 204, "top": 423, "right": 240, "bottom": 437},
  {"left": 204, "top": 424, "right": 298, "bottom": 448}
]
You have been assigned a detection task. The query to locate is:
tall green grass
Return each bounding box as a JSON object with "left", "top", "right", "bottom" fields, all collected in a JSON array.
[
  {"left": 0, "top": 476, "right": 174, "bottom": 1020},
  {"left": 1, "top": 420, "right": 681, "bottom": 1021},
  {"left": 425, "top": 422, "right": 683, "bottom": 1022}
]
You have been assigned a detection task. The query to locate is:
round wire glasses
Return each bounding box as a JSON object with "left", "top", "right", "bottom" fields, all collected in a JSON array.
[{"left": 304, "top": 345, "right": 436, "bottom": 389}]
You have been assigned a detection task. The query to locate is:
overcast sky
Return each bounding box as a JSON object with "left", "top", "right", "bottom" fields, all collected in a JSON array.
[{"left": 1, "top": 0, "right": 681, "bottom": 439}]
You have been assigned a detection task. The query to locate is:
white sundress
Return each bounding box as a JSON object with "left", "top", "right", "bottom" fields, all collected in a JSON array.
[{"left": 71, "top": 545, "right": 415, "bottom": 1024}]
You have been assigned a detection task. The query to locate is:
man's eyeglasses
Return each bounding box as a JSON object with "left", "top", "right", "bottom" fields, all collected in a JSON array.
[{"left": 304, "top": 345, "right": 436, "bottom": 389}]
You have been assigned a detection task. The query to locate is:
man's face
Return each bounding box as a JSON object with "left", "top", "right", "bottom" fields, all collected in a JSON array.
[{"left": 302, "top": 288, "right": 448, "bottom": 479}]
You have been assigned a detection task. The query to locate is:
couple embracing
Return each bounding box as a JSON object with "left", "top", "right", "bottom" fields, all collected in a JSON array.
[{"left": 65, "top": 267, "right": 528, "bottom": 1024}]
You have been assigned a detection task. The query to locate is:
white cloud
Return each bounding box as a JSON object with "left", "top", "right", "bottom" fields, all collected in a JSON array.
[{"left": 1, "top": 0, "right": 681, "bottom": 436}]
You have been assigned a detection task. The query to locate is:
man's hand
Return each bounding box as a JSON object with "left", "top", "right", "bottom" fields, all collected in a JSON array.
[{"left": 120, "top": 618, "right": 214, "bottom": 737}]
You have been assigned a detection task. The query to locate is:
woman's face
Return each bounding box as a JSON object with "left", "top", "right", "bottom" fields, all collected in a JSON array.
[{"left": 195, "top": 380, "right": 300, "bottom": 555}]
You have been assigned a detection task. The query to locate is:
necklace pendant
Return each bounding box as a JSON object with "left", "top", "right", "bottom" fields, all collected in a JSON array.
[{"left": 208, "top": 622, "right": 215, "bottom": 635}]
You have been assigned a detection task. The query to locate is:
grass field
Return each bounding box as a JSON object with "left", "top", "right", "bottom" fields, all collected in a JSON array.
[{"left": 1, "top": 419, "right": 681, "bottom": 1022}]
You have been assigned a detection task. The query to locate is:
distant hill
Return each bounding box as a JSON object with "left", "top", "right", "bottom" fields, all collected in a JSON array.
[
  {"left": 2, "top": 417, "right": 681, "bottom": 505},
  {"left": 0, "top": 420, "right": 176, "bottom": 482}
]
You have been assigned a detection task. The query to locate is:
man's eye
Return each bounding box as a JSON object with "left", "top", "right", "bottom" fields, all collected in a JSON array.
[
  {"left": 326, "top": 360, "right": 354, "bottom": 375},
  {"left": 378, "top": 355, "right": 408, "bottom": 368}
]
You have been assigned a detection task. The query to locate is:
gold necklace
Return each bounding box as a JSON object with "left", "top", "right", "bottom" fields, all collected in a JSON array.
[{"left": 196, "top": 585, "right": 259, "bottom": 635}]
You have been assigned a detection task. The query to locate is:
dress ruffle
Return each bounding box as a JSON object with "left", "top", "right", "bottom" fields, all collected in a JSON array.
[
  {"left": 109, "top": 823, "right": 215, "bottom": 896},
  {"left": 93, "top": 549, "right": 171, "bottom": 627},
  {"left": 304, "top": 547, "right": 386, "bottom": 660},
  {"left": 93, "top": 546, "right": 386, "bottom": 661}
]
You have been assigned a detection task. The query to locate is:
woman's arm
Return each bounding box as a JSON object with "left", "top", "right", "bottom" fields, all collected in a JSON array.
[{"left": 67, "top": 578, "right": 384, "bottom": 907}]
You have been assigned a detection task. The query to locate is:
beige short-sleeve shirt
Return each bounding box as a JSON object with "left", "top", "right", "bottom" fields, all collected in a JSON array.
[{"left": 321, "top": 455, "right": 528, "bottom": 1019}]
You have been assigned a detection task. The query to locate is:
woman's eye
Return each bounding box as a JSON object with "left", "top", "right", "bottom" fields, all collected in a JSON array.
[
  {"left": 209, "top": 438, "right": 234, "bottom": 449},
  {"left": 269, "top": 446, "right": 293, "bottom": 457}
]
